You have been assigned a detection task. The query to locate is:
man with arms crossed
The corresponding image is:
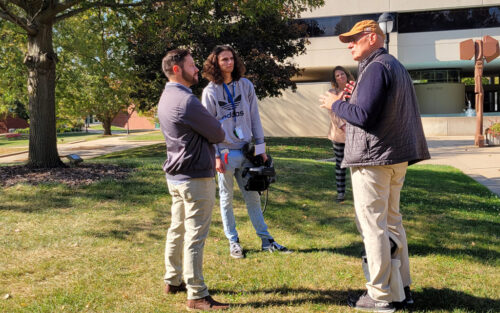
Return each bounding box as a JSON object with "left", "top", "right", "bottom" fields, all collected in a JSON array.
[
  {"left": 158, "top": 49, "right": 229, "bottom": 311},
  {"left": 320, "top": 20, "right": 430, "bottom": 312}
]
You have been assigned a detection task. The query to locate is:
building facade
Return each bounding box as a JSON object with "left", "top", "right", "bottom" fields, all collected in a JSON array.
[{"left": 259, "top": 0, "right": 500, "bottom": 137}]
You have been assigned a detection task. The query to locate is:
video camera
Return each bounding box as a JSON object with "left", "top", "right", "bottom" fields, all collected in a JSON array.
[{"left": 241, "top": 143, "right": 276, "bottom": 193}]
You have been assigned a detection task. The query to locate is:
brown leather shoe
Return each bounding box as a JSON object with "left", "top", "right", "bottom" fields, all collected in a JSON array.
[
  {"left": 186, "top": 295, "right": 230, "bottom": 311},
  {"left": 164, "top": 282, "right": 187, "bottom": 294}
]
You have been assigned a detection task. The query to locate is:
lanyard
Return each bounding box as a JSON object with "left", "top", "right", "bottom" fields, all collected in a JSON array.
[{"left": 223, "top": 82, "right": 237, "bottom": 123}]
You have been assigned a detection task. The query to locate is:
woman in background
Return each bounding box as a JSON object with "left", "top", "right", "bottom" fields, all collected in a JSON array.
[{"left": 324, "top": 66, "right": 354, "bottom": 202}]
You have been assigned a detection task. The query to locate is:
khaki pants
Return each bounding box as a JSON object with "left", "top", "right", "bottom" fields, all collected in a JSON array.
[
  {"left": 164, "top": 177, "right": 215, "bottom": 300},
  {"left": 351, "top": 162, "right": 411, "bottom": 302}
]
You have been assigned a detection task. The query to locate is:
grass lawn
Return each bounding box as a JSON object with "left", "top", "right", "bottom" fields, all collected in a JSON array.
[
  {"left": 87, "top": 124, "right": 127, "bottom": 132},
  {"left": 0, "top": 138, "right": 499, "bottom": 313},
  {"left": 0, "top": 133, "right": 106, "bottom": 155},
  {"left": 123, "top": 131, "right": 164, "bottom": 142}
]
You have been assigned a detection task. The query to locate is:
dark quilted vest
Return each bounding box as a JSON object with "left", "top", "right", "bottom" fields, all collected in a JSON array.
[{"left": 343, "top": 49, "right": 430, "bottom": 167}]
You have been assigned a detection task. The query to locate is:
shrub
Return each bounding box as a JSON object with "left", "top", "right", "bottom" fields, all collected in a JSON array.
[
  {"left": 486, "top": 121, "right": 500, "bottom": 136},
  {"left": 490, "top": 122, "right": 500, "bottom": 134},
  {"left": 14, "top": 128, "right": 29, "bottom": 134}
]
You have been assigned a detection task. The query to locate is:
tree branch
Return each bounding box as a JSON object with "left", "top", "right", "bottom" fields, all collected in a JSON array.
[
  {"left": 39, "top": 0, "right": 83, "bottom": 22},
  {"left": 54, "top": 0, "right": 85, "bottom": 15},
  {"left": 54, "top": 0, "right": 166, "bottom": 23},
  {"left": 89, "top": 0, "right": 157, "bottom": 9},
  {"left": 0, "top": 2, "right": 36, "bottom": 35},
  {"left": 54, "top": 6, "right": 87, "bottom": 22}
]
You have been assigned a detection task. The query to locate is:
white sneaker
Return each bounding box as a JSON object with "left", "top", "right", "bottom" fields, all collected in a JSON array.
[{"left": 229, "top": 241, "right": 244, "bottom": 259}]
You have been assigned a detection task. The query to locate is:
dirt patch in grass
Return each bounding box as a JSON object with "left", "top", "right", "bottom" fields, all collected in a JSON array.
[{"left": 0, "top": 163, "right": 132, "bottom": 187}]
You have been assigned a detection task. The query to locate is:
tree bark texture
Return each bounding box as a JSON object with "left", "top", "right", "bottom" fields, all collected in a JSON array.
[
  {"left": 102, "top": 118, "right": 113, "bottom": 136},
  {"left": 25, "top": 21, "right": 65, "bottom": 168}
]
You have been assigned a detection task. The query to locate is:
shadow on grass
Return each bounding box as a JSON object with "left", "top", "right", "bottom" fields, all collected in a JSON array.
[
  {"left": 414, "top": 287, "right": 500, "bottom": 312},
  {"left": 0, "top": 184, "right": 73, "bottom": 212},
  {"left": 1, "top": 144, "right": 498, "bottom": 267},
  {"left": 209, "top": 287, "right": 499, "bottom": 312},
  {"left": 84, "top": 215, "right": 225, "bottom": 242},
  {"left": 85, "top": 217, "right": 166, "bottom": 241},
  {"left": 333, "top": 241, "right": 499, "bottom": 264},
  {"left": 211, "top": 287, "right": 352, "bottom": 307},
  {"left": 409, "top": 243, "right": 499, "bottom": 263},
  {"left": 211, "top": 159, "right": 500, "bottom": 265},
  {"left": 97, "top": 143, "right": 165, "bottom": 160}
]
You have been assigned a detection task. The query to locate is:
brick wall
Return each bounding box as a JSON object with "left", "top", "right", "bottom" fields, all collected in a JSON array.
[
  {"left": 112, "top": 110, "right": 155, "bottom": 130},
  {"left": 0, "top": 116, "right": 29, "bottom": 133}
]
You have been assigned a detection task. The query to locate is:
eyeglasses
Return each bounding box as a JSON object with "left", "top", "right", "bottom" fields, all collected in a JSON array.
[{"left": 348, "top": 32, "right": 371, "bottom": 44}]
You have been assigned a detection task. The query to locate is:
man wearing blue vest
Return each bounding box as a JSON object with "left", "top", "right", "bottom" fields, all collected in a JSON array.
[{"left": 320, "top": 20, "right": 430, "bottom": 312}]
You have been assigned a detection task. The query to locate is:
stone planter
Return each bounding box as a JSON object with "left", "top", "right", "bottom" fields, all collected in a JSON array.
[{"left": 485, "top": 130, "right": 500, "bottom": 146}]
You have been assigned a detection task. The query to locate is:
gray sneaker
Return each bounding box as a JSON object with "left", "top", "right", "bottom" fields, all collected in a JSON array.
[
  {"left": 229, "top": 241, "right": 244, "bottom": 259},
  {"left": 262, "top": 239, "right": 292, "bottom": 254},
  {"left": 336, "top": 192, "right": 345, "bottom": 202},
  {"left": 347, "top": 291, "right": 395, "bottom": 313}
]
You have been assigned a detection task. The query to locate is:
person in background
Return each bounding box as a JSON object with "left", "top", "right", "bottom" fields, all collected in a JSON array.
[{"left": 323, "top": 66, "right": 355, "bottom": 202}]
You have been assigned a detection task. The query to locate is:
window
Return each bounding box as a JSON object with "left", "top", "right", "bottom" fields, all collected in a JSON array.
[
  {"left": 398, "top": 6, "right": 500, "bottom": 33},
  {"left": 294, "top": 6, "right": 500, "bottom": 38},
  {"left": 410, "top": 69, "right": 461, "bottom": 83},
  {"left": 295, "top": 13, "right": 388, "bottom": 38}
]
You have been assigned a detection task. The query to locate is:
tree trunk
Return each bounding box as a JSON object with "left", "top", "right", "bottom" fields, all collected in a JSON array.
[
  {"left": 25, "top": 22, "right": 64, "bottom": 168},
  {"left": 102, "top": 118, "right": 113, "bottom": 136}
]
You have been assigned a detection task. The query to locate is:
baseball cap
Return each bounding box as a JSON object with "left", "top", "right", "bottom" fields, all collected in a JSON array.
[{"left": 339, "top": 20, "right": 386, "bottom": 43}]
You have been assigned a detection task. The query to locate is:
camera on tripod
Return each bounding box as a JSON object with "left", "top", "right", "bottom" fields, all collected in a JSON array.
[{"left": 241, "top": 143, "right": 276, "bottom": 193}]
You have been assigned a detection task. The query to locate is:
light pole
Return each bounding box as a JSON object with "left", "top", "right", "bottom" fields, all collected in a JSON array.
[{"left": 378, "top": 12, "right": 394, "bottom": 53}]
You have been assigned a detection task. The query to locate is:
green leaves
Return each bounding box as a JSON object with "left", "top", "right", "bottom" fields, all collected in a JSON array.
[
  {"left": 0, "top": 20, "right": 27, "bottom": 116},
  {"left": 128, "top": 0, "right": 324, "bottom": 111},
  {"left": 54, "top": 7, "right": 138, "bottom": 132}
]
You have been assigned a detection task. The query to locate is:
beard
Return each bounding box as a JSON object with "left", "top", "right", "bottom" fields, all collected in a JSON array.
[{"left": 182, "top": 70, "right": 198, "bottom": 86}]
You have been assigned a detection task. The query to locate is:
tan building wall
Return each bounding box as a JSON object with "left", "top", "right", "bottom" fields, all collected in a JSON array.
[
  {"left": 415, "top": 83, "right": 465, "bottom": 114},
  {"left": 259, "top": 83, "right": 331, "bottom": 137},
  {"left": 421, "top": 116, "right": 486, "bottom": 136},
  {"left": 260, "top": 83, "right": 486, "bottom": 137}
]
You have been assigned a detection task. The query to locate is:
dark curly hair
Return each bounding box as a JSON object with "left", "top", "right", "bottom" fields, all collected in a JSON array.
[
  {"left": 202, "top": 45, "right": 246, "bottom": 84},
  {"left": 331, "top": 66, "right": 354, "bottom": 89},
  {"left": 162, "top": 49, "right": 191, "bottom": 78}
]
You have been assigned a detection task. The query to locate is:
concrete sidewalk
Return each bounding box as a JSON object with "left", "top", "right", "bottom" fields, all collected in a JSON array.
[
  {"left": 0, "top": 134, "right": 164, "bottom": 164},
  {"left": 421, "top": 136, "right": 500, "bottom": 197},
  {"left": 1, "top": 135, "right": 499, "bottom": 197}
]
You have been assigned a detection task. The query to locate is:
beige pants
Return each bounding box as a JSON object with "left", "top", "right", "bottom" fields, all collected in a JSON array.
[
  {"left": 164, "top": 177, "right": 215, "bottom": 300},
  {"left": 351, "top": 162, "right": 411, "bottom": 302}
]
